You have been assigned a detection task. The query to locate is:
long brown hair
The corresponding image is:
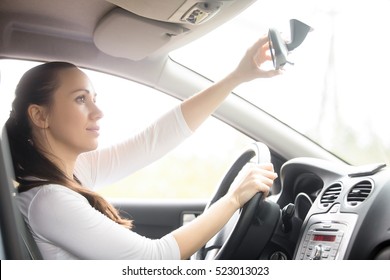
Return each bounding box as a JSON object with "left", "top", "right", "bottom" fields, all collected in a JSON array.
[{"left": 5, "top": 61, "right": 132, "bottom": 228}]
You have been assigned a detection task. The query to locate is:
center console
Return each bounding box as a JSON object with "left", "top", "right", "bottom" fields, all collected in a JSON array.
[{"left": 294, "top": 205, "right": 358, "bottom": 260}]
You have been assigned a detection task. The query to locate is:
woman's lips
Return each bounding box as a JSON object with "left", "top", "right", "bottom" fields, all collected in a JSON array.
[{"left": 87, "top": 126, "right": 100, "bottom": 136}]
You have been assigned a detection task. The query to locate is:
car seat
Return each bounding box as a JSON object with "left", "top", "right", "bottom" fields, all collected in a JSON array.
[{"left": 0, "top": 126, "right": 42, "bottom": 259}]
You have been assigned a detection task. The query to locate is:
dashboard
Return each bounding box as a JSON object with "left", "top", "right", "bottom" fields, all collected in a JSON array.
[{"left": 269, "top": 157, "right": 390, "bottom": 260}]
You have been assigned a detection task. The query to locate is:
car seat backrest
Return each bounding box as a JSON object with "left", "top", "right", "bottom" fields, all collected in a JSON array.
[{"left": 0, "top": 126, "right": 42, "bottom": 259}]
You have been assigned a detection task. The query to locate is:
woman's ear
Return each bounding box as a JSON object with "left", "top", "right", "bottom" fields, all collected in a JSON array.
[{"left": 27, "top": 104, "right": 49, "bottom": 129}]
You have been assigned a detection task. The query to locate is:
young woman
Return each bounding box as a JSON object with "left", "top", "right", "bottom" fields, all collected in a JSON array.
[{"left": 6, "top": 36, "right": 281, "bottom": 259}]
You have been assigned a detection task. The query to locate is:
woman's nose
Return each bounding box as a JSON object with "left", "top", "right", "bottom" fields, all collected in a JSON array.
[{"left": 90, "top": 102, "right": 104, "bottom": 120}]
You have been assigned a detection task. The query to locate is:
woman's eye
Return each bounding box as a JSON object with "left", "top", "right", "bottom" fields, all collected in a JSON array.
[{"left": 76, "top": 95, "right": 86, "bottom": 103}]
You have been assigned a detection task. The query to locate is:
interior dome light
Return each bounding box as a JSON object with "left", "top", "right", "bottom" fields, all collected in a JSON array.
[{"left": 181, "top": 2, "right": 222, "bottom": 24}]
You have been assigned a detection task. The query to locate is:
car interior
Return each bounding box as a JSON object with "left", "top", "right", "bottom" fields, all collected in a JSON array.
[{"left": 1, "top": 0, "right": 390, "bottom": 260}]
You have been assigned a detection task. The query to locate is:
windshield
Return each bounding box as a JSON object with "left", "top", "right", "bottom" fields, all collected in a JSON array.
[{"left": 171, "top": 0, "right": 390, "bottom": 166}]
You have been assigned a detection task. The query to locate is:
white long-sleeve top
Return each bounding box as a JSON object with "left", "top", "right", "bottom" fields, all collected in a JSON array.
[{"left": 16, "top": 106, "right": 193, "bottom": 260}]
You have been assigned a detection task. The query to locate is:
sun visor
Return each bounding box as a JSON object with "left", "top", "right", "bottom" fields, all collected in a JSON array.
[{"left": 94, "top": 8, "right": 186, "bottom": 60}]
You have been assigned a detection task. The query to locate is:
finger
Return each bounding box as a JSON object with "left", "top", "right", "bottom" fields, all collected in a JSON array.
[
  {"left": 253, "top": 175, "right": 278, "bottom": 189},
  {"left": 244, "top": 168, "right": 277, "bottom": 185},
  {"left": 243, "top": 163, "right": 278, "bottom": 179},
  {"left": 260, "top": 42, "right": 271, "bottom": 57},
  {"left": 255, "top": 180, "right": 271, "bottom": 196},
  {"left": 252, "top": 175, "right": 274, "bottom": 188},
  {"left": 247, "top": 35, "right": 269, "bottom": 57},
  {"left": 258, "top": 69, "right": 283, "bottom": 78},
  {"left": 262, "top": 172, "right": 278, "bottom": 182},
  {"left": 249, "top": 162, "right": 275, "bottom": 172},
  {"left": 254, "top": 42, "right": 272, "bottom": 65},
  {"left": 244, "top": 168, "right": 277, "bottom": 183}
]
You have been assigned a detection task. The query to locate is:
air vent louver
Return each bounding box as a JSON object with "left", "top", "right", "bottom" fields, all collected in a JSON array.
[
  {"left": 320, "top": 183, "right": 342, "bottom": 207},
  {"left": 347, "top": 180, "right": 372, "bottom": 206}
]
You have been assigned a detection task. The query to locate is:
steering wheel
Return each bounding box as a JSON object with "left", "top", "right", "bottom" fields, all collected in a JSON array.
[{"left": 193, "top": 142, "right": 281, "bottom": 260}]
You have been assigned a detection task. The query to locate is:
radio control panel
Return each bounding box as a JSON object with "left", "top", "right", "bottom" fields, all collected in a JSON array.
[{"left": 294, "top": 211, "right": 358, "bottom": 260}]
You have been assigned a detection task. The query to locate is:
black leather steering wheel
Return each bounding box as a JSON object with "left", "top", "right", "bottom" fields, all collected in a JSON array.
[{"left": 193, "top": 142, "right": 280, "bottom": 260}]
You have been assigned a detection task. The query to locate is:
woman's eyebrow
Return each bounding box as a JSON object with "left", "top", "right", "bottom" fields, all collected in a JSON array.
[
  {"left": 71, "top": 88, "right": 90, "bottom": 94},
  {"left": 70, "top": 89, "right": 97, "bottom": 97}
]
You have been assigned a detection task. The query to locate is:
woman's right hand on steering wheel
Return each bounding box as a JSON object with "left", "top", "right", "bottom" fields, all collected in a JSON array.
[{"left": 227, "top": 163, "right": 278, "bottom": 209}]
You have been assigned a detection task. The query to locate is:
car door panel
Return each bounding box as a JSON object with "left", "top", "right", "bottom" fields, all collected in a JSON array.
[{"left": 111, "top": 199, "right": 206, "bottom": 239}]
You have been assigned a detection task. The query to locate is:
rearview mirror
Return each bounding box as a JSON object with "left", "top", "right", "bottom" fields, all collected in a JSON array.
[{"left": 268, "top": 19, "right": 313, "bottom": 70}]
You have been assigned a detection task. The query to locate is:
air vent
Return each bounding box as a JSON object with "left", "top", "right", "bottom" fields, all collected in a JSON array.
[
  {"left": 320, "top": 183, "right": 342, "bottom": 207},
  {"left": 347, "top": 180, "right": 372, "bottom": 206}
]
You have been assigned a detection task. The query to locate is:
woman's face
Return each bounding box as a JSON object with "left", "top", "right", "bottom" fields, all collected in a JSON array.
[{"left": 40, "top": 67, "right": 103, "bottom": 157}]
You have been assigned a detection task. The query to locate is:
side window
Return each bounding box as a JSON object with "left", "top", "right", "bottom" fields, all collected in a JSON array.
[
  {"left": 88, "top": 70, "right": 253, "bottom": 199},
  {"left": 0, "top": 59, "right": 254, "bottom": 200},
  {"left": 97, "top": 116, "right": 254, "bottom": 200},
  {"left": 88, "top": 70, "right": 254, "bottom": 200}
]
